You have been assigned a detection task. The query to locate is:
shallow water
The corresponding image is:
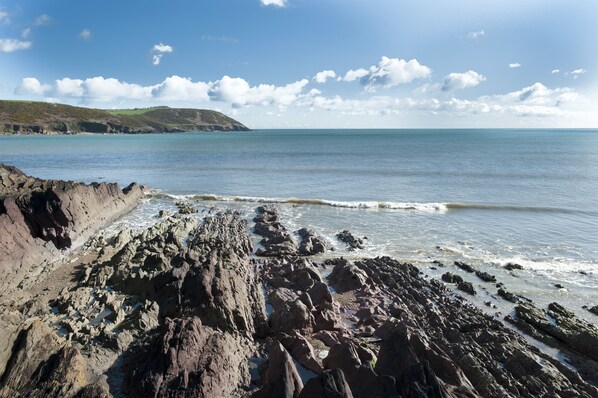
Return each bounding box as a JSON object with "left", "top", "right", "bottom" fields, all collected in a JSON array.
[{"left": 1, "top": 129, "right": 597, "bottom": 321}]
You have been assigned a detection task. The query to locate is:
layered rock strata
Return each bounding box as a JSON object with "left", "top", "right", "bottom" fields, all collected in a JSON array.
[
  {"left": 0, "top": 164, "right": 144, "bottom": 295},
  {"left": 0, "top": 186, "right": 597, "bottom": 397}
]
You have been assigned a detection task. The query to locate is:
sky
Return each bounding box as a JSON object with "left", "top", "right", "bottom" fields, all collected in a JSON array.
[{"left": 0, "top": 0, "right": 596, "bottom": 128}]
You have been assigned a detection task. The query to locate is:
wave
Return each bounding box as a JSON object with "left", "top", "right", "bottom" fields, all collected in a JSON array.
[{"left": 146, "top": 191, "right": 593, "bottom": 215}]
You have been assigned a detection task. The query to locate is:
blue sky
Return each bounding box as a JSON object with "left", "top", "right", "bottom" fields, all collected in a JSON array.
[{"left": 1, "top": 0, "right": 596, "bottom": 128}]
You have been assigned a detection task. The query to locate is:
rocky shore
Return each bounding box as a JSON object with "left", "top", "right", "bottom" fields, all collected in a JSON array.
[{"left": 1, "top": 169, "right": 597, "bottom": 397}]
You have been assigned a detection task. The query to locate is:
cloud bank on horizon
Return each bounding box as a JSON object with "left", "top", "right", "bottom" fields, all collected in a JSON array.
[{"left": 0, "top": 0, "right": 596, "bottom": 128}]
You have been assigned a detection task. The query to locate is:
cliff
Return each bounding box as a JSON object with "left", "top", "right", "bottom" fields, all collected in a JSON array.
[{"left": 0, "top": 101, "right": 250, "bottom": 134}]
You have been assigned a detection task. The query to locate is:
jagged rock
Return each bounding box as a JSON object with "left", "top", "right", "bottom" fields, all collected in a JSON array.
[
  {"left": 475, "top": 271, "right": 496, "bottom": 282},
  {"left": 123, "top": 317, "right": 250, "bottom": 398},
  {"left": 271, "top": 299, "right": 313, "bottom": 334},
  {"left": 335, "top": 230, "right": 363, "bottom": 250},
  {"left": 254, "top": 206, "right": 298, "bottom": 257},
  {"left": 0, "top": 164, "right": 144, "bottom": 294},
  {"left": 504, "top": 262, "right": 523, "bottom": 271},
  {"left": 454, "top": 261, "right": 475, "bottom": 273},
  {"left": 0, "top": 320, "right": 87, "bottom": 398},
  {"left": 441, "top": 272, "right": 463, "bottom": 284},
  {"left": 589, "top": 305, "right": 598, "bottom": 316},
  {"left": 278, "top": 331, "right": 324, "bottom": 374},
  {"left": 515, "top": 302, "right": 598, "bottom": 362},
  {"left": 498, "top": 288, "right": 521, "bottom": 303},
  {"left": 253, "top": 342, "right": 303, "bottom": 398},
  {"left": 176, "top": 200, "right": 197, "bottom": 214},
  {"left": 328, "top": 259, "right": 369, "bottom": 293},
  {"left": 297, "top": 228, "right": 328, "bottom": 256},
  {"left": 298, "top": 368, "right": 353, "bottom": 398},
  {"left": 457, "top": 281, "right": 476, "bottom": 295}
]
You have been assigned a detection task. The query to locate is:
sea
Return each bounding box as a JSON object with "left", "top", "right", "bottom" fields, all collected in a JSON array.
[{"left": 1, "top": 129, "right": 597, "bottom": 323}]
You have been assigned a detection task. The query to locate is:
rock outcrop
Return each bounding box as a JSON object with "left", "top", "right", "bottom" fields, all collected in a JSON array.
[
  {"left": 1, "top": 182, "right": 597, "bottom": 398},
  {"left": 0, "top": 164, "right": 144, "bottom": 295}
]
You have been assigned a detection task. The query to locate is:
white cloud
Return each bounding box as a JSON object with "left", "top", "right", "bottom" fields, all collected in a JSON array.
[
  {"left": 313, "top": 70, "right": 336, "bottom": 83},
  {"left": 15, "top": 75, "right": 309, "bottom": 108},
  {"left": 342, "top": 68, "right": 369, "bottom": 82},
  {"left": 0, "top": 38, "right": 32, "bottom": 52},
  {"left": 54, "top": 78, "right": 85, "bottom": 97},
  {"left": 151, "top": 76, "right": 210, "bottom": 101},
  {"left": 21, "top": 28, "right": 31, "bottom": 38},
  {"left": 467, "top": 30, "right": 486, "bottom": 39},
  {"left": 509, "top": 63, "right": 521, "bottom": 69},
  {"left": 359, "top": 56, "right": 431, "bottom": 90},
  {"left": 152, "top": 43, "right": 173, "bottom": 65},
  {"left": 570, "top": 68, "right": 586, "bottom": 76},
  {"left": 153, "top": 43, "right": 173, "bottom": 53},
  {"left": 261, "top": 0, "right": 288, "bottom": 7},
  {"left": 34, "top": 14, "right": 51, "bottom": 26},
  {"left": 441, "top": 70, "right": 485, "bottom": 91},
  {"left": 209, "top": 76, "right": 308, "bottom": 107},
  {"left": 551, "top": 69, "right": 560, "bottom": 74},
  {"left": 15, "top": 78, "right": 51, "bottom": 95},
  {"left": 79, "top": 29, "right": 92, "bottom": 40}
]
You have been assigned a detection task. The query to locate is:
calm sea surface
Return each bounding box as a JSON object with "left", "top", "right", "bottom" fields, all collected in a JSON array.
[{"left": 1, "top": 129, "right": 597, "bottom": 319}]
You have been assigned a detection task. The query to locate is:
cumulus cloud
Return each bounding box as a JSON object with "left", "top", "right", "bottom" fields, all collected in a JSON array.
[
  {"left": 358, "top": 56, "right": 431, "bottom": 90},
  {"left": 0, "top": 38, "right": 32, "bottom": 52},
  {"left": 209, "top": 76, "right": 308, "bottom": 107},
  {"left": 261, "top": 0, "right": 288, "bottom": 7},
  {"left": 441, "top": 71, "right": 486, "bottom": 91},
  {"left": 14, "top": 75, "right": 309, "bottom": 108},
  {"left": 79, "top": 29, "right": 92, "bottom": 40},
  {"left": 15, "top": 77, "right": 51, "bottom": 95},
  {"left": 151, "top": 76, "right": 210, "bottom": 101},
  {"left": 342, "top": 68, "right": 368, "bottom": 82},
  {"left": 509, "top": 63, "right": 521, "bottom": 68},
  {"left": 34, "top": 14, "right": 51, "bottom": 26},
  {"left": 151, "top": 43, "right": 173, "bottom": 65},
  {"left": 467, "top": 30, "right": 486, "bottom": 39},
  {"left": 313, "top": 70, "right": 336, "bottom": 83}
]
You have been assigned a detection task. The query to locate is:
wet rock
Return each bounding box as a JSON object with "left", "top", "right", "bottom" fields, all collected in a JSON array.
[
  {"left": 298, "top": 368, "right": 353, "bottom": 398},
  {"left": 457, "top": 281, "right": 476, "bottom": 295},
  {"left": 336, "top": 230, "right": 363, "bottom": 250},
  {"left": 475, "top": 271, "right": 496, "bottom": 282},
  {"left": 588, "top": 305, "right": 598, "bottom": 316},
  {"left": 254, "top": 206, "right": 298, "bottom": 257},
  {"left": 441, "top": 272, "right": 463, "bottom": 284},
  {"left": 298, "top": 228, "right": 328, "bottom": 256},
  {"left": 515, "top": 302, "right": 598, "bottom": 362},
  {"left": 253, "top": 342, "right": 303, "bottom": 398},
  {"left": 498, "top": 288, "right": 521, "bottom": 303},
  {"left": 175, "top": 200, "right": 197, "bottom": 214},
  {"left": 454, "top": 261, "right": 475, "bottom": 273},
  {"left": 504, "top": 262, "right": 523, "bottom": 271}
]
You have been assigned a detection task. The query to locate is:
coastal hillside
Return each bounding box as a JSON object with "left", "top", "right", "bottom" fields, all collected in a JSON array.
[{"left": 0, "top": 100, "right": 250, "bottom": 134}]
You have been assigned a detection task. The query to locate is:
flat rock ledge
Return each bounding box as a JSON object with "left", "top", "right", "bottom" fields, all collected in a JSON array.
[{"left": 0, "top": 182, "right": 597, "bottom": 397}]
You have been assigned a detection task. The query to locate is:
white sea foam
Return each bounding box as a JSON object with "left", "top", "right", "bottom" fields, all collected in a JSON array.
[{"left": 148, "top": 192, "right": 451, "bottom": 213}]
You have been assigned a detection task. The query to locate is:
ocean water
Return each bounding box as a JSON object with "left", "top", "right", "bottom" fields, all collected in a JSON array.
[{"left": 1, "top": 129, "right": 597, "bottom": 321}]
